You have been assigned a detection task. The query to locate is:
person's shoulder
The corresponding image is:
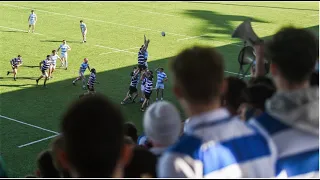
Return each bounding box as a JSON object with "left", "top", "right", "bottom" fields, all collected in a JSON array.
[{"left": 166, "top": 134, "right": 202, "bottom": 156}]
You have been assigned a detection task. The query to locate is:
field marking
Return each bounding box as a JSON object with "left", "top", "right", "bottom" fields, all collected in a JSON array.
[
  {"left": 0, "top": 115, "right": 59, "bottom": 135},
  {"left": 99, "top": 46, "right": 140, "bottom": 55},
  {"left": 0, "top": 25, "right": 44, "bottom": 35},
  {"left": 224, "top": 70, "right": 251, "bottom": 77},
  {"left": 18, "top": 134, "right": 59, "bottom": 148},
  {"left": 177, "top": 34, "right": 209, "bottom": 41},
  {"left": 1, "top": 3, "right": 191, "bottom": 38},
  {"left": 309, "top": 14, "right": 319, "bottom": 17},
  {"left": 139, "top": 10, "right": 178, "bottom": 17},
  {"left": 96, "top": 45, "right": 137, "bottom": 55}
]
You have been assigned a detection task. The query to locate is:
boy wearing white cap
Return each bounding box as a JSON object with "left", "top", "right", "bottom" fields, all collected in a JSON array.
[{"left": 143, "top": 101, "right": 181, "bottom": 157}]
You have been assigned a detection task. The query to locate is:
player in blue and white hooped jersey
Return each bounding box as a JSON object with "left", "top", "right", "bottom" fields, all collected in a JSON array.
[
  {"left": 28, "top": 10, "right": 37, "bottom": 33},
  {"left": 121, "top": 67, "right": 140, "bottom": 105},
  {"left": 57, "top": 40, "right": 71, "bottom": 70},
  {"left": 36, "top": 55, "right": 51, "bottom": 88},
  {"left": 141, "top": 70, "right": 154, "bottom": 112},
  {"left": 7, "top": 55, "right": 23, "bottom": 81},
  {"left": 48, "top": 50, "right": 61, "bottom": 79},
  {"left": 80, "top": 20, "right": 87, "bottom": 43},
  {"left": 139, "top": 71, "right": 147, "bottom": 103},
  {"left": 73, "top": 58, "right": 90, "bottom": 89},
  {"left": 87, "top": 68, "right": 97, "bottom": 93},
  {"left": 155, "top": 67, "right": 168, "bottom": 101}
]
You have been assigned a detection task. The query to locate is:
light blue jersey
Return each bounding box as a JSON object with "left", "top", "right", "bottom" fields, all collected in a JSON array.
[{"left": 80, "top": 23, "right": 87, "bottom": 32}]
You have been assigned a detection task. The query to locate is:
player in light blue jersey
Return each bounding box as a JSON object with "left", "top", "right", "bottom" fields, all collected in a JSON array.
[
  {"left": 80, "top": 20, "right": 87, "bottom": 43},
  {"left": 57, "top": 40, "right": 71, "bottom": 70},
  {"left": 73, "top": 58, "right": 90, "bottom": 89},
  {"left": 28, "top": 10, "right": 37, "bottom": 33},
  {"left": 155, "top": 67, "right": 168, "bottom": 101}
]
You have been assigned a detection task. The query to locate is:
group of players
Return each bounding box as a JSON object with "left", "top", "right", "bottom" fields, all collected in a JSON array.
[
  {"left": 7, "top": 10, "right": 168, "bottom": 107},
  {"left": 120, "top": 35, "right": 168, "bottom": 111}
]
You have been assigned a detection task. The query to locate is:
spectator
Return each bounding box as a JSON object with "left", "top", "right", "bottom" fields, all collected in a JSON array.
[
  {"left": 124, "top": 146, "right": 157, "bottom": 178},
  {"left": 35, "top": 150, "right": 60, "bottom": 178},
  {"left": 50, "top": 135, "right": 70, "bottom": 178},
  {"left": 158, "top": 46, "right": 276, "bottom": 178},
  {"left": 250, "top": 27, "right": 319, "bottom": 178},
  {"left": 248, "top": 76, "right": 275, "bottom": 89},
  {"left": 238, "top": 84, "right": 275, "bottom": 121},
  {"left": 221, "top": 76, "right": 247, "bottom": 116},
  {"left": 143, "top": 101, "right": 181, "bottom": 157},
  {"left": 124, "top": 122, "right": 138, "bottom": 144},
  {"left": 59, "top": 94, "right": 131, "bottom": 177}
]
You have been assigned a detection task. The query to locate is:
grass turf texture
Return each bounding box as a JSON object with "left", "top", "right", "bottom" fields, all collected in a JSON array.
[{"left": 0, "top": 1, "right": 318, "bottom": 177}]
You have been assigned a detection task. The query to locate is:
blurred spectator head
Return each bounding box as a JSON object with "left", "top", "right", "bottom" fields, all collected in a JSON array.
[
  {"left": 239, "top": 84, "right": 275, "bottom": 121},
  {"left": 310, "top": 72, "right": 319, "bottom": 87},
  {"left": 36, "top": 150, "right": 60, "bottom": 178},
  {"left": 60, "top": 94, "right": 130, "bottom": 178},
  {"left": 124, "top": 146, "right": 157, "bottom": 178},
  {"left": 124, "top": 122, "right": 138, "bottom": 144},
  {"left": 248, "top": 76, "right": 275, "bottom": 89},
  {"left": 222, "top": 76, "right": 247, "bottom": 115},
  {"left": 50, "top": 135, "right": 70, "bottom": 178},
  {"left": 170, "top": 46, "right": 225, "bottom": 114},
  {"left": 143, "top": 101, "right": 181, "bottom": 147},
  {"left": 265, "top": 27, "right": 318, "bottom": 90}
]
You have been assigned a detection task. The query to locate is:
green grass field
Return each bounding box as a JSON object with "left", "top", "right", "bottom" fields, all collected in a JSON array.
[{"left": 0, "top": 1, "right": 318, "bottom": 177}]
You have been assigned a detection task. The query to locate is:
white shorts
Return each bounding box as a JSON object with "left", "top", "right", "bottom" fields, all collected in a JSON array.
[
  {"left": 141, "top": 84, "right": 145, "bottom": 92},
  {"left": 156, "top": 83, "right": 164, "bottom": 89},
  {"left": 51, "top": 64, "right": 56, "bottom": 69},
  {"left": 82, "top": 31, "right": 87, "bottom": 36},
  {"left": 29, "top": 21, "right": 36, "bottom": 25},
  {"left": 41, "top": 70, "right": 48, "bottom": 77},
  {"left": 61, "top": 53, "right": 68, "bottom": 59},
  {"left": 145, "top": 62, "right": 148, "bottom": 68}
]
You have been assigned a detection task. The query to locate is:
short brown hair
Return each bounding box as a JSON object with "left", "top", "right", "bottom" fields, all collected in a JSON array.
[
  {"left": 265, "top": 27, "right": 318, "bottom": 83},
  {"left": 170, "top": 46, "right": 224, "bottom": 104}
]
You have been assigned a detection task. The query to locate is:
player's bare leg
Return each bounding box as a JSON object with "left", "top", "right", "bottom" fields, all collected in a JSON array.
[
  {"left": 32, "top": 25, "right": 35, "bottom": 33},
  {"left": 64, "top": 57, "right": 68, "bottom": 70},
  {"left": 141, "top": 98, "right": 149, "bottom": 111},
  {"left": 160, "top": 89, "right": 164, "bottom": 100},
  {"left": 156, "top": 88, "right": 160, "bottom": 101},
  {"left": 36, "top": 75, "right": 43, "bottom": 85},
  {"left": 28, "top": 25, "right": 31, "bottom": 33},
  {"left": 50, "top": 66, "right": 56, "bottom": 78},
  {"left": 48, "top": 65, "right": 53, "bottom": 78},
  {"left": 43, "top": 76, "right": 48, "bottom": 87},
  {"left": 60, "top": 58, "right": 65, "bottom": 67}
]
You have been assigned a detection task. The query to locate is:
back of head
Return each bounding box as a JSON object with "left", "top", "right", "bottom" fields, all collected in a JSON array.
[
  {"left": 222, "top": 76, "right": 247, "bottom": 114},
  {"left": 171, "top": 46, "right": 224, "bottom": 104},
  {"left": 36, "top": 150, "right": 60, "bottom": 178},
  {"left": 124, "top": 146, "right": 157, "bottom": 178},
  {"left": 61, "top": 94, "right": 124, "bottom": 177},
  {"left": 124, "top": 122, "right": 138, "bottom": 143},
  {"left": 143, "top": 101, "right": 181, "bottom": 146},
  {"left": 265, "top": 27, "right": 318, "bottom": 83},
  {"left": 242, "top": 84, "right": 276, "bottom": 111},
  {"left": 249, "top": 76, "right": 275, "bottom": 89}
]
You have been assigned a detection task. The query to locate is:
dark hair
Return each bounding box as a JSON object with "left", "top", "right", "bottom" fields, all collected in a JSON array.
[
  {"left": 249, "top": 76, "right": 275, "bottom": 89},
  {"left": 124, "top": 146, "right": 157, "bottom": 178},
  {"left": 36, "top": 150, "right": 60, "bottom": 178},
  {"left": 265, "top": 27, "right": 318, "bottom": 83},
  {"left": 171, "top": 46, "right": 224, "bottom": 104},
  {"left": 242, "top": 84, "right": 275, "bottom": 111},
  {"left": 124, "top": 136, "right": 135, "bottom": 145},
  {"left": 46, "top": 55, "right": 50, "bottom": 58},
  {"left": 124, "top": 122, "right": 138, "bottom": 143},
  {"left": 17, "top": 55, "right": 21, "bottom": 57},
  {"left": 61, "top": 94, "right": 125, "bottom": 177},
  {"left": 80, "top": 20, "right": 83, "bottom": 23},
  {"left": 52, "top": 50, "right": 56, "bottom": 53},
  {"left": 223, "top": 77, "right": 247, "bottom": 114}
]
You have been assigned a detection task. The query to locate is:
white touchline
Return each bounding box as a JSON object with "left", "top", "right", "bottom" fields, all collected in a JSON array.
[
  {"left": 0, "top": 25, "right": 44, "bottom": 35},
  {"left": 138, "top": 10, "right": 178, "bottom": 17},
  {"left": 99, "top": 46, "right": 140, "bottom": 55},
  {"left": 18, "top": 134, "right": 59, "bottom": 148},
  {"left": 224, "top": 71, "right": 251, "bottom": 77},
  {"left": 1, "top": 3, "right": 191, "bottom": 38},
  {"left": 96, "top": 45, "right": 137, "bottom": 55},
  {"left": 0, "top": 115, "right": 59, "bottom": 135},
  {"left": 176, "top": 34, "right": 209, "bottom": 41}
]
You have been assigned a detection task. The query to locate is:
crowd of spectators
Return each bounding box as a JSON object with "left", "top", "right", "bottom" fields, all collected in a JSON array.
[{"left": 0, "top": 26, "right": 318, "bottom": 178}]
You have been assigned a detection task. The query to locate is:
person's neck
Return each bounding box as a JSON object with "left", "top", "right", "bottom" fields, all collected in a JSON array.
[
  {"left": 277, "top": 79, "right": 310, "bottom": 92},
  {"left": 186, "top": 100, "right": 221, "bottom": 117}
]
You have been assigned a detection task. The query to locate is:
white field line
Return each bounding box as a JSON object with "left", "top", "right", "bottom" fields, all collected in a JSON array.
[
  {"left": 99, "top": 46, "right": 140, "bottom": 55},
  {"left": 224, "top": 71, "right": 251, "bottom": 77},
  {"left": 0, "top": 3, "right": 190, "bottom": 38},
  {"left": 0, "top": 25, "right": 44, "bottom": 35},
  {"left": 176, "top": 34, "right": 210, "bottom": 41},
  {"left": 138, "top": 10, "right": 178, "bottom": 17},
  {"left": 96, "top": 45, "right": 137, "bottom": 55},
  {"left": 18, "top": 134, "right": 59, "bottom": 148},
  {"left": 309, "top": 14, "right": 319, "bottom": 17},
  {"left": 0, "top": 115, "right": 59, "bottom": 135}
]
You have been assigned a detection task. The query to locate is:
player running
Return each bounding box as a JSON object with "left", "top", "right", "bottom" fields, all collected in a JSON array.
[
  {"left": 155, "top": 67, "right": 168, "bottom": 101},
  {"left": 57, "top": 40, "right": 71, "bottom": 70},
  {"left": 80, "top": 20, "right": 87, "bottom": 43},
  {"left": 72, "top": 58, "right": 90, "bottom": 89},
  {"left": 28, "top": 10, "right": 37, "bottom": 33},
  {"left": 48, "top": 50, "right": 61, "bottom": 79},
  {"left": 79, "top": 68, "right": 97, "bottom": 98},
  {"left": 141, "top": 70, "right": 154, "bottom": 112},
  {"left": 121, "top": 67, "right": 140, "bottom": 105},
  {"left": 36, "top": 55, "right": 51, "bottom": 88},
  {"left": 7, "top": 55, "right": 23, "bottom": 81}
]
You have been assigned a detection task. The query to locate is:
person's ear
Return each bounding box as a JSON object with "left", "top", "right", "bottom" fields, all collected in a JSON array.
[
  {"left": 57, "top": 149, "right": 70, "bottom": 171},
  {"left": 120, "top": 144, "right": 134, "bottom": 167},
  {"left": 270, "top": 63, "right": 278, "bottom": 76},
  {"left": 173, "top": 84, "right": 183, "bottom": 99}
]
